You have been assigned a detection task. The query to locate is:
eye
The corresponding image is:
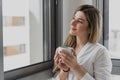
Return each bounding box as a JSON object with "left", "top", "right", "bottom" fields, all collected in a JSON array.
[{"left": 77, "top": 20, "right": 83, "bottom": 24}]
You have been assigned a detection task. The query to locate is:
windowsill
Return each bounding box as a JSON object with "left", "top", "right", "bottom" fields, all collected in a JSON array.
[{"left": 112, "top": 75, "right": 120, "bottom": 80}]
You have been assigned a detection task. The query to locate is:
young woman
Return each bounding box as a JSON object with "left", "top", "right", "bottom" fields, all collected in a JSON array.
[{"left": 53, "top": 4, "right": 112, "bottom": 80}]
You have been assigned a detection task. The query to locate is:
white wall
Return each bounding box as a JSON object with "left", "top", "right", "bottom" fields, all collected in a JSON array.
[
  {"left": 29, "top": 0, "right": 43, "bottom": 64},
  {"left": 62, "top": 0, "right": 93, "bottom": 42}
]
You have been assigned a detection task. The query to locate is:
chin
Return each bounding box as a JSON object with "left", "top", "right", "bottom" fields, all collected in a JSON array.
[{"left": 69, "top": 31, "right": 76, "bottom": 36}]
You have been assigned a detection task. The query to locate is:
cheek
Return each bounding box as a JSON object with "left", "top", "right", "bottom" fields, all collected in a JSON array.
[
  {"left": 78, "top": 26, "right": 87, "bottom": 32},
  {"left": 77, "top": 23, "right": 89, "bottom": 32}
]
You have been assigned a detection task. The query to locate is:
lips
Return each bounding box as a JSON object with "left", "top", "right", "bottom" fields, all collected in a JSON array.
[{"left": 72, "top": 28, "right": 76, "bottom": 30}]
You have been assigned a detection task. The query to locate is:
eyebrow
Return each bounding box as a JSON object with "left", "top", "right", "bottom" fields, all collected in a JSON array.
[
  {"left": 73, "top": 16, "right": 87, "bottom": 22},
  {"left": 77, "top": 18, "right": 86, "bottom": 22}
]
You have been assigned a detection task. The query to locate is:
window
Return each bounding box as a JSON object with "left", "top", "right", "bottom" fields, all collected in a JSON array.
[
  {"left": 2, "top": 0, "right": 45, "bottom": 71},
  {"left": 109, "top": 0, "right": 120, "bottom": 76},
  {"left": 109, "top": 0, "right": 120, "bottom": 59},
  {"left": 0, "top": 0, "right": 56, "bottom": 79}
]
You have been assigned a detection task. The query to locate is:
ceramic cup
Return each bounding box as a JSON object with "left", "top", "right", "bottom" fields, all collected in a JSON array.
[{"left": 57, "top": 46, "right": 73, "bottom": 54}]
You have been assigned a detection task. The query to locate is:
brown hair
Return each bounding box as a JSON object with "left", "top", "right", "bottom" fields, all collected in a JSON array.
[
  {"left": 69, "top": 4, "right": 102, "bottom": 47},
  {"left": 53, "top": 4, "right": 102, "bottom": 73}
]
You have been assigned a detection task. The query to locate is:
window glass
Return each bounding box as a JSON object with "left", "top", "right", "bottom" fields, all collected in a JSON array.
[
  {"left": 109, "top": 0, "right": 120, "bottom": 59},
  {"left": 3, "top": 0, "right": 44, "bottom": 71}
]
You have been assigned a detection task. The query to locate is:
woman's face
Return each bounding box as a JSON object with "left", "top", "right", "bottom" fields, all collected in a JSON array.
[{"left": 69, "top": 11, "right": 90, "bottom": 37}]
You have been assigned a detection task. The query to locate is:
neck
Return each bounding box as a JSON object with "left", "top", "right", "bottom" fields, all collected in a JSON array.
[{"left": 76, "top": 36, "right": 88, "bottom": 48}]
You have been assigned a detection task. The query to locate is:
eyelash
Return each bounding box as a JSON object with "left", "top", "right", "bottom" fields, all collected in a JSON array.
[
  {"left": 72, "top": 17, "right": 83, "bottom": 24},
  {"left": 77, "top": 20, "right": 83, "bottom": 24}
]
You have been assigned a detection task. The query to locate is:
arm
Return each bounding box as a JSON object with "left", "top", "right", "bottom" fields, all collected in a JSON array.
[
  {"left": 59, "top": 70, "right": 69, "bottom": 80},
  {"left": 54, "top": 68, "right": 69, "bottom": 80},
  {"left": 54, "top": 70, "right": 68, "bottom": 80},
  {"left": 92, "top": 48, "right": 112, "bottom": 80},
  {"left": 76, "top": 48, "right": 112, "bottom": 80}
]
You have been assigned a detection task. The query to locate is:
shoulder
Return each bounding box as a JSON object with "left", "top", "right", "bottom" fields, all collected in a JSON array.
[
  {"left": 95, "top": 43, "right": 108, "bottom": 53},
  {"left": 88, "top": 42, "right": 108, "bottom": 52},
  {"left": 90, "top": 43, "right": 111, "bottom": 62},
  {"left": 88, "top": 42, "right": 109, "bottom": 58}
]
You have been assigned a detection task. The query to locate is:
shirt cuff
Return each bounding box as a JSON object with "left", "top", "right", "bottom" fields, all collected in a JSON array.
[{"left": 81, "top": 73, "right": 95, "bottom": 80}]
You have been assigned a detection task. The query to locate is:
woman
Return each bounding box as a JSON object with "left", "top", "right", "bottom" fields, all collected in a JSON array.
[{"left": 53, "top": 4, "right": 112, "bottom": 80}]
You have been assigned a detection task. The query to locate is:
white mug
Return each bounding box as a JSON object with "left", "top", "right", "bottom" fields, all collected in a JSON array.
[{"left": 57, "top": 46, "right": 73, "bottom": 54}]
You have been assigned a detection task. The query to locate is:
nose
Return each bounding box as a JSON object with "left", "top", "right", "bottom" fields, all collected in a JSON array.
[{"left": 71, "top": 19, "right": 77, "bottom": 26}]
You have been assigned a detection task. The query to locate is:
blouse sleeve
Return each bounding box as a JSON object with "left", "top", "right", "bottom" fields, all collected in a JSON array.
[{"left": 81, "top": 48, "right": 112, "bottom": 80}]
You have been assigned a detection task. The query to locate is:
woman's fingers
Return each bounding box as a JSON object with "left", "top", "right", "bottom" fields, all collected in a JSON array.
[
  {"left": 60, "top": 55, "right": 70, "bottom": 67},
  {"left": 54, "top": 50, "right": 59, "bottom": 60},
  {"left": 58, "top": 62, "right": 69, "bottom": 70},
  {"left": 54, "top": 54, "right": 60, "bottom": 65},
  {"left": 60, "top": 50, "right": 72, "bottom": 60},
  {"left": 54, "top": 57, "right": 58, "bottom": 65},
  {"left": 72, "top": 49, "right": 76, "bottom": 57},
  {"left": 59, "top": 49, "right": 77, "bottom": 67},
  {"left": 54, "top": 53, "right": 59, "bottom": 60},
  {"left": 54, "top": 48, "right": 76, "bottom": 69}
]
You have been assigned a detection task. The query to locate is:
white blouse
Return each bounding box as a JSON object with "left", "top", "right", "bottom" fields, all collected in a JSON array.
[{"left": 54, "top": 42, "right": 112, "bottom": 80}]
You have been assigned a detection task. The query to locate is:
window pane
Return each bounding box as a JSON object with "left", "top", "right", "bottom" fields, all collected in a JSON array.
[
  {"left": 3, "top": 0, "right": 44, "bottom": 71},
  {"left": 109, "top": 0, "right": 120, "bottom": 59}
]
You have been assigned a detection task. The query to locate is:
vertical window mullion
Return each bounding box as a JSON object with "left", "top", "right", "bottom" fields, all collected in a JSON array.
[
  {"left": 0, "top": 0, "right": 4, "bottom": 79},
  {"left": 43, "top": 0, "right": 49, "bottom": 61}
]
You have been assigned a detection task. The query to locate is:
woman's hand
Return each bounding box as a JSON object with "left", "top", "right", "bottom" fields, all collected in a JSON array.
[
  {"left": 60, "top": 49, "right": 86, "bottom": 79},
  {"left": 54, "top": 50, "right": 69, "bottom": 80},
  {"left": 59, "top": 49, "right": 78, "bottom": 70},
  {"left": 54, "top": 48, "right": 86, "bottom": 79},
  {"left": 54, "top": 50, "right": 69, "bottom": 71}
]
